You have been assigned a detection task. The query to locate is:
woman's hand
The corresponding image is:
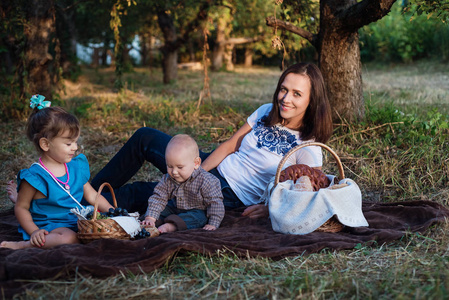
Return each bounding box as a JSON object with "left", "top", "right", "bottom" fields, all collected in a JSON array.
[
  {"left": 241, "top": 204, "right": 269, "bottom": 219},
  {"left": 30, "top": 228, "right": 48, "bottom": 247}
]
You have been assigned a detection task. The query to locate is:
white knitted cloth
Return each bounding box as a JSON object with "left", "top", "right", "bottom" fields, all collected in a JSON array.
[
  {"left": 111, "top": 216, "right": 141, "bottom": 238},
  {"left": 266, "top": 177, "right": 369, "bottom": 235}
]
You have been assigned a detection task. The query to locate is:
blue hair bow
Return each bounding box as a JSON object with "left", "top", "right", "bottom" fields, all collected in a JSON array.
[{"left": 30, "top": 94, "right": 51, "bottom": 110}]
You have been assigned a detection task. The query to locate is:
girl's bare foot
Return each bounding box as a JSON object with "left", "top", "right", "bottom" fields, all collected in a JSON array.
[
  {"left": 158, "top": 223, "right": 177, "bottom": 233},
  {"left": 0, "top": 240, "right": 32, "bottom": 250},
  {"left": 6, "top": 180, "right": 17, "bottom": 204}
]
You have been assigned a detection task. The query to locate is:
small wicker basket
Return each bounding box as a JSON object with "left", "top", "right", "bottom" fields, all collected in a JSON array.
[
  {"left": 274, "top": 142, "right": 346, "bottom": 233},
  {"left": 77, "top": 182, "right": 130, "bottom": 243}
]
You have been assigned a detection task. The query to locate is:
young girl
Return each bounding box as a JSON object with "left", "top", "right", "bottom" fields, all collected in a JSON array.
[{"left": 1, "top": 95, "right": 113, "bottom": 250}]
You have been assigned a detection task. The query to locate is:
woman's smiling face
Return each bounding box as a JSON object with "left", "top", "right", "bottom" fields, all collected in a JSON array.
[{"left": 277, "top": 73, "right": 311, "bottom": 130}]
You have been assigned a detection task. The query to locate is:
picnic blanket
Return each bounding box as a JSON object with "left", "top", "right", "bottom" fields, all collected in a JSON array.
[{"left": 0, "top": 200, "right": 448, "bottom": 297}]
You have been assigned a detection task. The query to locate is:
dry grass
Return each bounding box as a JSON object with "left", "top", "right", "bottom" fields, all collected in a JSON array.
[
  {"left": 362, "top": 60, "right": 449, "bottom": 115},
  {"left": 1, "top": 61, "right": 449, "bottom": 298}
]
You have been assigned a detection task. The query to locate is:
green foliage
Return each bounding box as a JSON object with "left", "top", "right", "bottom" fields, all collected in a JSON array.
[
  {"left": 0, "top": 0, "right": 27, "bottom": 120},
  {"left": 360, "top": 2, "right": 449, "bottom": 62},
  {"left": 405, "top": 0, "right": 449, "bottom": 23},
  {"left": 331, "top": 100, "right": 449, "bottom": 200},
  {"left": 366, "top": 104, "right": 449, "bottom": 146}
]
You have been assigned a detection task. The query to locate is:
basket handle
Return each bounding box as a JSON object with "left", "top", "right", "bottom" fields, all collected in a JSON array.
[
  {"left": 92, "top": 182, "right": 118, "bottom": 220},
  {"left": 274, "top": 142, "right": 345, "bottom": 187}
]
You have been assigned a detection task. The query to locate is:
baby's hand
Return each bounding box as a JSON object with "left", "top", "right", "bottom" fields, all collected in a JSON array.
[
  {"left": 203, "top": 224, "right": 217, "bottom": 231},
  {"left": 30, "top": 229, "right": 48, "bottom": 248},
  {"left": 142, "top": 216, "right": 156, "bottom": 227}
]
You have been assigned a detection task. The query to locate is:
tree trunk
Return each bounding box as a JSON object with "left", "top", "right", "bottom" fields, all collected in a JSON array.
[
  {"left": 244, "top": 47, "right": 253, "bottom": 67},
  {"left": 92, "top": 48, "right": 100, "bottom": 68},
  {"left": 163, "top": 50, "right": 178, "bottom": 83},
  {"left": 24, "top": 0, "right": 55, "bottom": 98},
  {"left": 56, "top": 3, "right": 77, "bottom": 74},
  {"left": 101, "top": 38, "right": 110, "bottom": 66},
  {"left": 317, "top": 1, "right": 364, "bottom": 121},
  {"left": 158, "top": 10, "right": 178, "bottom": 84},
  {"left": 148, "top": 36, "right": 155, "bottom": 70},
  {"left": 224, "top": 43, "right": 234, "bottom": 71},
  {"left": 123, "top": 45, "right": 131, "bottom": 67},
  {"left": 188, "top": 37, "right": 196, "bottom": 62},
  {"left": 266, "top": 0, "right": 396, "bottom": 122},
  {"left": 140, "top": 33, "right": 148, "bottom": 66},
  {"left": 318, "top": 31, "right": 364, "bottom": 121},
  {"left": 211, "top": 16, "right": 227, "bottom": 71}
]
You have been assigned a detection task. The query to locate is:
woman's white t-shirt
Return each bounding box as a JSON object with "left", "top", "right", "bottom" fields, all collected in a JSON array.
[{"left": 217, "top": 103, "right": 322, "bottom": 206}]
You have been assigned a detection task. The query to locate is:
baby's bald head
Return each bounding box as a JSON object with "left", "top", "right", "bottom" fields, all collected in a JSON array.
[
  {"left": 165, "top": 134, "right": 201, "bottom": 182},
  {"left": 166, "top": 134, "right": 199, "bottom": 161}
]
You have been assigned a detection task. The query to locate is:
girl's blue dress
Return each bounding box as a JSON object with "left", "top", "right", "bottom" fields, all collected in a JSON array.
[{"left": 17, "top": 154, "right": 90, "bottom": 240}]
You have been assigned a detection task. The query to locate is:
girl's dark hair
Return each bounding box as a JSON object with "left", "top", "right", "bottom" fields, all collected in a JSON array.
[
  {"left": 263, "top": 62, "right": 333, "bottom": 143},
  {"left": 26, "top": 107, "right": 80, "bottom": 153}
]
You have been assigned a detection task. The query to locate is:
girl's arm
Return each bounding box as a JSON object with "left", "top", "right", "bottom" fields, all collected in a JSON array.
[
  {"left": 15, "top": 180, "right": 40, "bottom": 234},
  {"left": 83, "top": 182, "right": 114, "bottom": 212},
  {"left": 201, "top": 122, "right": 252, "bottom": 172}
]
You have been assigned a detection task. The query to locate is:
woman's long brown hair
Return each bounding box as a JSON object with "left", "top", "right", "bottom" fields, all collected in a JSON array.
[{"left": 263, "top": 62, "right": 333, "bottom": 143}]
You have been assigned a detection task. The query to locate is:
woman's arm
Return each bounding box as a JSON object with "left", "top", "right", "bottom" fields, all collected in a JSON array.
[
  {"left": 83, "top": 182, "right": 114, "bottom": 212},
  {"left": 201, "top": 122, "right": 252, "bottom": 172}
]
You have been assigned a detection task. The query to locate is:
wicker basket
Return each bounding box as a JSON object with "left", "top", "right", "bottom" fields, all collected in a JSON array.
[
  {"left": 77, "top": 182, "right": 130, "bottom": 243},
  {"left": 274, "top": 142, "right": 345, "bottom": 233}
]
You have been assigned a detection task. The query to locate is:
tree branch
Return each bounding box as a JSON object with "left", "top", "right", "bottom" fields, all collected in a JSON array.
[
  {"left": 266, "top": 16, "right": 315, "bottom": 46},
  {"left": 335, "top": 0, "right": 397, "bottom": 32}
]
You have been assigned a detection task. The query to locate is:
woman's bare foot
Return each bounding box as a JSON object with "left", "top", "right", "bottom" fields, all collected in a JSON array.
[
  {"left": 6, "top": 180, "right": 17, "bottom": 204},
  {"left": 0, "top": 240, "right": 32, "bottom": 250},
  {"left": 158, "top": 222, "right": 177, "bottom": 233}
]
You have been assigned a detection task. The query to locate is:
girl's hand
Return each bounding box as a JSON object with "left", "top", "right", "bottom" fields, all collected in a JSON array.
[
  {"left": 142, "top": 216, "right": 156, "bottom": 227},
  {"left": 203, "top": 224, "right": 217, "bottom": 231},
  {"left": 30, "top": 229, "right": 48, "bottom": 248}
]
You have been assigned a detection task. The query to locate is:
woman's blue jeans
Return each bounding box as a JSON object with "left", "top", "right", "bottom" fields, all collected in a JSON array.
[{"left": 88, "top": 127, "right": 244, "bottom": 214}]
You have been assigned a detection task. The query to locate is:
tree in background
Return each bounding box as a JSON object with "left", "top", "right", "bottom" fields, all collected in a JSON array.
[
  {"left": 210, "top": 0, "right": 274, "bottom": 71},
  {"left": 360, "top": 2, "right": 449, "bottom": 63},
  {"left": 0, "top": 0, "right": 57, "bottom": 102},
  {"left": 1, "top": 0, "right": 447, "bottom": 121},
  {"left": 75, "top": 1, "right": 115, "bottom": 67},
  {"left": 210, "top": 5, "right": 233, "bottom": 71},
  {"left": 267, "top": 0, "right": 448, "bottom": 122},
  {"left": 267, "top": 0, "right": 397, "bottom": 122},
  {"left": 406, "top": 0, "right": 449, "bottom": 22},
  {"left": 55, "top": 0, "right": 80, "bottom": 77},
  {"left": 153, "top": 0, "right": 212, "bottom": 84}
]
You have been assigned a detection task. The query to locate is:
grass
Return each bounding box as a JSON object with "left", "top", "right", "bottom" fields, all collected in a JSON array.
[
  {"left": 12, "top": 222, "right": 449, "bottom": 299},
  {"left": 1, "top": 61, "right": 449, "bottom": 298},
  {"left": 362, "top": 60, "right": 449, "bottom": 116}
]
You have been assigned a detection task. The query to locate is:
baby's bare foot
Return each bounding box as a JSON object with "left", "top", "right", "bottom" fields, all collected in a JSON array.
[
  {"left": 158, "top": 223, "right": 177, "bottom": 233},
  {"left": 6, "top": 180, "right": 17, "bottom": 204}
]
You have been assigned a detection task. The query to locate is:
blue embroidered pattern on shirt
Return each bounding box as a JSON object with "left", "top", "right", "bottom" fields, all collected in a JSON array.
[{"left": 254, "top": 119, "right": 298, "bottom": 155}]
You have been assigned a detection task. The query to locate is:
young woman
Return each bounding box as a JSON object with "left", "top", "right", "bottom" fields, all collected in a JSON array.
[{"left": 89, "top": 62, "right": 333, "bottom": 218}]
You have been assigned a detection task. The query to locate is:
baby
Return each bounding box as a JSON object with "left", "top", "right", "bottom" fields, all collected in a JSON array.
[{"left": 142, "top": 134, "right": 224, "bottom": 233}]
